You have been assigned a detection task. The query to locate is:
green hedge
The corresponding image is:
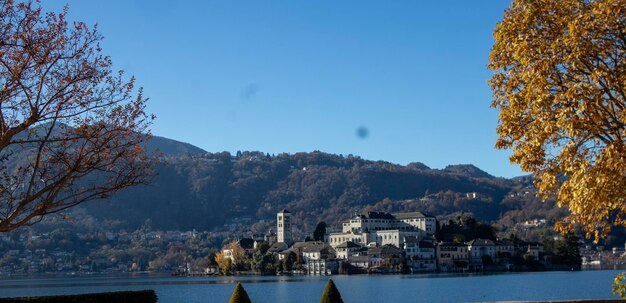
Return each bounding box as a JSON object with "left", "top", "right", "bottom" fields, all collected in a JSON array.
[{"left": 0, "top": 290, "right": 157, "bottom": 303}]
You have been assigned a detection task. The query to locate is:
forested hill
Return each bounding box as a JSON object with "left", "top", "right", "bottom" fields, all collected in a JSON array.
[{"left": 80, "top": 137, "right": 568, "bottom": 234}]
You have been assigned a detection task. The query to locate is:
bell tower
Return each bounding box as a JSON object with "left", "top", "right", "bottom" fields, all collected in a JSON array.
[{"left": 277, "top": 209, "right": 292, "bottom": 244}]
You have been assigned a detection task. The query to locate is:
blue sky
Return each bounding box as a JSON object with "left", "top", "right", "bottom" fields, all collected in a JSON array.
[{"left": 47, "top": 1, "right": 522, "bottom": 178}]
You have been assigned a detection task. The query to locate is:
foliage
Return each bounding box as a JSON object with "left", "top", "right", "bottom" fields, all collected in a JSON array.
[
  {"left": 489, "top": 0, "right": 626, "bottom": 240},
  {"left": 81, "top": 150, "right": 544, "bottom": 233},
  {"left": 223, "top": 241, "right": 247, "bottom": 271},
  {"left": 0, "top": 290, "right": 157, "bottom": 303},
  {"left": 215, "top": 251, "right": 231, "bottom": 275},
  {"left": 313, "top": 221, "right": 327, "bottom": 241},
  {"left": 320, "top": 279, "right": 343, "bottom": 303},
  {"left": 251, "top": 246, "right": 277, "bottom": 275},
  {"left": 229, "top": 283, "right": 252, "bottom": 303},
  {"left": 256, "top": 241, "right": 270, "bottom": 254},
  {"left": 613, "top": 273, "right": 626, "bottom": 298},
  {"left": 553, "top": 234, "right": 582, "bottom": 266},
  {"left": 437, "top": 215, "right": 497, "bottom": 242},
  {"left": 283, "top": 251, "right": 297, "bottom": 272},
  {"left": 0, "top": 220, "right": 225, "bottom": 274},
  {"left": 0, "top": 0, "right": 153, "bottom": 232}
]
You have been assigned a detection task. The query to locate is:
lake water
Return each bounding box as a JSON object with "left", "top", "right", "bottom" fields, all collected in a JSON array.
[{"left": 0, "top": 270, "right": 622, "bottom": 303}]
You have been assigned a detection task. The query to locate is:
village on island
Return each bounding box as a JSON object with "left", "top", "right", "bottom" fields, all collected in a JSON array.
[{"left": 215, "top": 209, "right": 557, "bottom": 276}]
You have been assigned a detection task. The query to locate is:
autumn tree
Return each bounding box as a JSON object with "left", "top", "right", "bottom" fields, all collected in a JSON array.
[
  {"left": 215, "top": 251, "right": 232, "bottom": 275},
  {"left": 0, "top": 1, "right": 153, "bottom": 232},
  {"left": 224, "top": 241, "right": 246, "bottom": 268},
  {"left": 489, "top": 0, "right": 626, "bottom": 240}
]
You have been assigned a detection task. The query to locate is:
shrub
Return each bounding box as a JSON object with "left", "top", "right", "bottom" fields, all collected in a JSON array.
[
  {"left": 320, "top": 279, "right": 343, "bottom": 303},
  {"left": 229, "top": 282, "right": 252, "bottom": 303},
  {"left": 0, "top": 290, "right": 157, "bottom": 303}
]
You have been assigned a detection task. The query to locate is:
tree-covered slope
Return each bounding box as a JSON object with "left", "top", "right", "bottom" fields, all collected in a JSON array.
[{"left": 81, "top": 146, "right": 566, "bottom": 233}]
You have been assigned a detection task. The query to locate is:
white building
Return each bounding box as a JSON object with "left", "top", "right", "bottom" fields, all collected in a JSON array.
[
  {"left": 467, "top": 239, "right": 496, "bottom": 266},
  {"left": 329, "top": 211, "right": 434, "bottom": 248},
  {"left": 335, "top": 241, "right": 364, "bottom": 259},
  {"left": 305, "top": 259, "right": 338, "bottom": 275},
  {"left": 301, "top": 242, "right": 335, "bottom": 263}
]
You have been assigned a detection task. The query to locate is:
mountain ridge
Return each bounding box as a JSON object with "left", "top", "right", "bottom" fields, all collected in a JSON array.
[{"left": 75, "top": 136, "right": 564, "bottom": 235}]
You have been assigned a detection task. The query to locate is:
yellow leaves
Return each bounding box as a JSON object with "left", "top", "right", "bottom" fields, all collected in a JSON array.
[
  {"left": 543, "top": 123, "right": 554, "bottom": 134},
  {"left": 490, "top": 0, "right": 626, "bottom": 242},
  {"left": 539, "top": 172, "right": 558, "bottom": 192},
  {"left": 613, "top": 273, "right": 626, "bottom": 298},
  {"left": 215, "top": 251, "right": 232, "bottom": 276}
]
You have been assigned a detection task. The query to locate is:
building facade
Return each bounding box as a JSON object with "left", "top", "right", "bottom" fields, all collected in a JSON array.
[
  {"left": 436, "top": 242, "right": 469, "bottom": 272},
  {"left": 329, "top": 211, "right": 435, "bottom": 249},
  {"left": 405, "top": 238, "right": 436, "bottom": 272},
  {"left": 277, "top": 209, "right": 292, "bottom": 244},
  {"left": 467, "top": 239, "right": 496, "bottom": 269}
]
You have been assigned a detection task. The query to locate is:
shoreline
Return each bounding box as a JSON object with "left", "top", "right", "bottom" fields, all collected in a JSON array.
[{"left": 1, "top": 266, "right": 623, "bottom": 280}]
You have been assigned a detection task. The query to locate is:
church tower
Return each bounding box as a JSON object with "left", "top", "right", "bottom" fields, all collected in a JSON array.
[{"left": 277, "top": 209, "right": 292, "bottom": 244}]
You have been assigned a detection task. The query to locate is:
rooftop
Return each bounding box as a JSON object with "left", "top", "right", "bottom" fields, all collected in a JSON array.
[
  {"left": 438, "top": 242, "right": 468, "bottom": 247},
  {"left": 466, "top": 239, "right": 495, "bottom": 246},
  {"left": 349, "top": 211, "right": 435, "bottom": 221},
  {"left": 336, "top": 241, "right": 362, "bottom": 249},
  {"left": 392, "top": 211, "right": 434, "bottom": 219}
]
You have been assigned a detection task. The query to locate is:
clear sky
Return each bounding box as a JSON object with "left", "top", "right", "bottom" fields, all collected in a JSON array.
[{"left": 47, "top": 1, "right": 523, "bottom": 178}]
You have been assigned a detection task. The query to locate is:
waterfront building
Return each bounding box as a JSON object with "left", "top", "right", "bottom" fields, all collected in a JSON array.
[
  {"left": 495, "top": 239, "right": 515, "bottom": 263},
  {"left": 347, "top": 255, "right": 373, "bottom": 270},
  {"left": 495, "top": 240, "right": 514, "bottom": 257},
  {"left": 276, "top": 241, "right": 329, "bottom": 261},
  {"left": 274, "top": 240, "right": 339, "bottom": 275},
  {"left": 467, "top": 238, "right": 496, "bottom": 270},
  {"left": 405, "top": 237, "right": 436, "bottom": 272},
  {"left": 366, "top": 245, "right": 404, "bottom": 270},
  {"left": 305, "top": 259, "right": 339, "bottom": 275},
  {"left": 526, "top": 242, "right": 544, "bottom": 260},
  {"left": 301, "top": 242, "right": 335, "bottom": 263},
  {"left": 436, "top": 242, "right": 469, "bottom": 272}
]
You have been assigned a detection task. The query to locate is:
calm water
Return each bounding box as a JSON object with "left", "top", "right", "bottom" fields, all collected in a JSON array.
[{"left": 0, "top": 270, "right": 621, "bottom": 303}]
